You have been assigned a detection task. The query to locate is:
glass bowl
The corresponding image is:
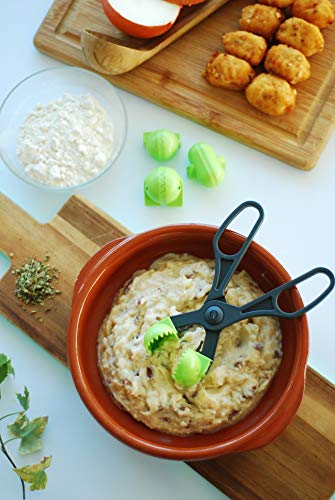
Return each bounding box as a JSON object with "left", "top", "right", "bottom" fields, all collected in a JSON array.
[{"left": 0, "top": 66, "right": 127, "bottom": 192}]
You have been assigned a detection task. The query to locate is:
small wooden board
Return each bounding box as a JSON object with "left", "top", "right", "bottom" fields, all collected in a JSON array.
[
  {"left": 0, "top": 193, "right": 334, "bottom": 498},
  {"left": 33, "top": 0, "right": 335, "bottom": 170}
]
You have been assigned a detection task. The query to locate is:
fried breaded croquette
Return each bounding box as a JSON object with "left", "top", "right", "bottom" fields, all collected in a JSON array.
[
  {"left": 276, "top": 17, "right": 324, "bottom": 56},
  {"left": 202, "top": 52, "right": 256, "bottom": 90},
  {"left": 240, "top": 4, "right": 285, "bottom": 39},
  {"left": 291, "top": 0, "right": 335, "bottom": 29},
  {"left": 259, "top": 0, "right": 293, "bottom": 7},
  {"left": 264, "top": 44, "right": 311, "bottom": 84},
  {"left": 245, "top": 73, "right": 297, "bottom": 115},
  {"left": 221, "top": 31, "right": 267, "bottom": 66}
]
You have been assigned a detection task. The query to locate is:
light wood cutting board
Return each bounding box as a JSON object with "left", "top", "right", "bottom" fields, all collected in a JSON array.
[
  {"left": 33, "top": 0, "right": 335, "bottom": 170},
  {"left": 0, "top": 193, "right": 334, "bottom": 498}
]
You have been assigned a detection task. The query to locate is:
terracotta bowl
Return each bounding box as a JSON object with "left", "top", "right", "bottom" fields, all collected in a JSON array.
[{"left": 67, "top": 224, "right": 309, "bottom": 461}]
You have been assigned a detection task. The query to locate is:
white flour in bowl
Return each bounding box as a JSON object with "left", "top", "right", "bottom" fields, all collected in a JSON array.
[{"left": 17, "top": 93, "right": 114, "bottom": 187}]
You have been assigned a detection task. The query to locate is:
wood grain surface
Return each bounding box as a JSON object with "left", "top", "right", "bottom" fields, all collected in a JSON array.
[
  {"left": 33, "top": 0, "right": 335, "bottom": 170},
  {"left": 0, "top": 193, "right": 334, "bottom": 498},
  {"left": 0, "top": 194, "right": 130, "bottom": 363},
  {"left": 80, "top": 0, "right": 231, "bottom": 75}
]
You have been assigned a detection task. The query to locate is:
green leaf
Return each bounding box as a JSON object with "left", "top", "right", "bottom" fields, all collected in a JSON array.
[
  {"left": 0, "top": 353, "right": 9, "bottom": 365},
  {"left": 14, "top": 456, "right": 52, "bottom": 491},
  {"left": 0, "top": 353, "right": 15, "bottom": 384},
  {"left": 7, "top": 412, "right": 29, "bottom": 437},
  {"left": 17, "top": 386, "right": 30, "bottom": 410},
  {"left": 19, "top": 417, "right": 48, "bottom": 455},
  {"left": 8, "top": 415, "right": 48, "bottom": 455}
]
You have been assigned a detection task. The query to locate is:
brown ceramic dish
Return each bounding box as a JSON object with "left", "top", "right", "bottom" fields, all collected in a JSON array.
[{"left": 67, "top": 224, "right": 309, "bottom": 460}]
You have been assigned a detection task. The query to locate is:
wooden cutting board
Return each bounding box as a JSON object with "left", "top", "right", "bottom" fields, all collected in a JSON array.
[
  {"left": 33, "top": 0, "right": 335, "bottom": 170},
  {"left": 0, "top": 193, "right": 334, "bottom": 498}
]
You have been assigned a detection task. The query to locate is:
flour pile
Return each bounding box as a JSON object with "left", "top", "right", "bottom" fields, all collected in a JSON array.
[{"left": 17, "top": 93, "right": 114, "bottom": 187}]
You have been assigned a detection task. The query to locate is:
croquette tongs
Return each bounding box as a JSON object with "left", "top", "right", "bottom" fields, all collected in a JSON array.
[{"left": 144, "top": 201, "right": 334, "bottom": 386}]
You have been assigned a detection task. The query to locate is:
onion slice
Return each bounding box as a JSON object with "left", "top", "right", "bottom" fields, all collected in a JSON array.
[
  {"left": 165, "top": 0, "right": 206, "bottom": 5},
  {"left": 102, "top": 0, "right": 182, "bottom": 38}
]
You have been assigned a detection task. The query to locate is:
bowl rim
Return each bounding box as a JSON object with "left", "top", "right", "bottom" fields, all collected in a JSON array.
[
  {"left": 67, "top": 224, "right": 309, "bottom": 460},
  {"left": 0, "top": 66, "right": 128, "bottom": 192}
]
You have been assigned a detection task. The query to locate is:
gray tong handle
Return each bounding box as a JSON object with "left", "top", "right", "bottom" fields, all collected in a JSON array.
[
  {"left": 171, "top": 201, "right": 264, "bottom": 331},
  {"left": 207, "top": 200, "right": 264, "bottom": 301},
  {"left": 239, "top": 267, "right": 335, "bottom": 320},
  {"left": 199, "top": 267, "right": 335, "bottom": 360}
]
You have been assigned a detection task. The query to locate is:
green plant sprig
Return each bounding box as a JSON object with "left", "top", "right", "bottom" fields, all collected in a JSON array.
[{"left": 0, "top": 353, "right": 52, "bottom": 499}]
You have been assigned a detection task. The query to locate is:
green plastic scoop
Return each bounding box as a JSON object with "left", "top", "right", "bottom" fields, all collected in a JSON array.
[
  {"left": 143, "top": 129, "right": 181, "bottom": 162},
  {"left": 187, "top": 142, "right": 226, "bottom": 187},
  {"left": 144, "top": 317, "right": 179, "bottom": 353},
  {"left": 144, "top": 167, "right": 183, "bottom": 206}
]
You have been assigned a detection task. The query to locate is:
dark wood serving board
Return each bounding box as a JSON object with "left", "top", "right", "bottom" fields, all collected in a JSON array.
[
  {"left": 0, "top": 193, "right": 334, "bottom": 498},
  {"left": 33, "top": 0, "right": 335, "bottom": 170}
]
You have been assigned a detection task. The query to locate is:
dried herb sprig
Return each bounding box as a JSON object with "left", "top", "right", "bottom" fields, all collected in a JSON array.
[
  {"left": 12, "top": 257, "right": 61, "bottom": 305},
  {"left": 0, "top": 354, "right": 51, "bottom": 498}
]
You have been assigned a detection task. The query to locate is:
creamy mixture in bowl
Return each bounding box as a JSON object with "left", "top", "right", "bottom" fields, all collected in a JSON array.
[{"left": 98, "top": 253, "right": 282, "bottom": 436}]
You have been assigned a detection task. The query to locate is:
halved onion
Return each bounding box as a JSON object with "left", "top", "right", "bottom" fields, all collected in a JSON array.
[
  {"left": 101, "top": 0, "right": 182, "bottom": 38},
  {"left": 165, "top": 0, "right": 206, "bottom": 6}
]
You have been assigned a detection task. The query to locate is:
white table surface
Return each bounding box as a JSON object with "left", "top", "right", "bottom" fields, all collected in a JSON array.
[{"left": 1, "top": 1, "right": 334, "bottom": 499}]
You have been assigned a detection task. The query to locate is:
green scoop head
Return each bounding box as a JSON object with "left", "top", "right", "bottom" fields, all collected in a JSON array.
[
  {"left": 144, "top": 167, "right": 183, "bottom": 206},
  {"left": 143, "top": 129, "right": 181, "bottom": 162},
  {"left": 143, "top": 317, "right": 211, "bottom": 387}
]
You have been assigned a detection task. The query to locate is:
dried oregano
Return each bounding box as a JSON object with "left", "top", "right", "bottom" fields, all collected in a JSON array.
[{"left": 12, "top": 257, "right": 61, "bottom": 305}]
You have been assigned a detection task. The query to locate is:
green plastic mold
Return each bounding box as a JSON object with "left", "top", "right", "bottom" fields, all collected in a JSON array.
[
  {"left": 172, "top": 348, "right": 211, "bottom": 387},
  {"left": 144, "top": 167, "right": 183, "bottom": 206},
  {"left": 143, "top": 129, "right": 181, "bottom": 162},
  {"left": 144, "top": 317, "right": 179, "bottom": 353},
  {"left": 187, "top": 142, "right": 226, "bottom": 187}
]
